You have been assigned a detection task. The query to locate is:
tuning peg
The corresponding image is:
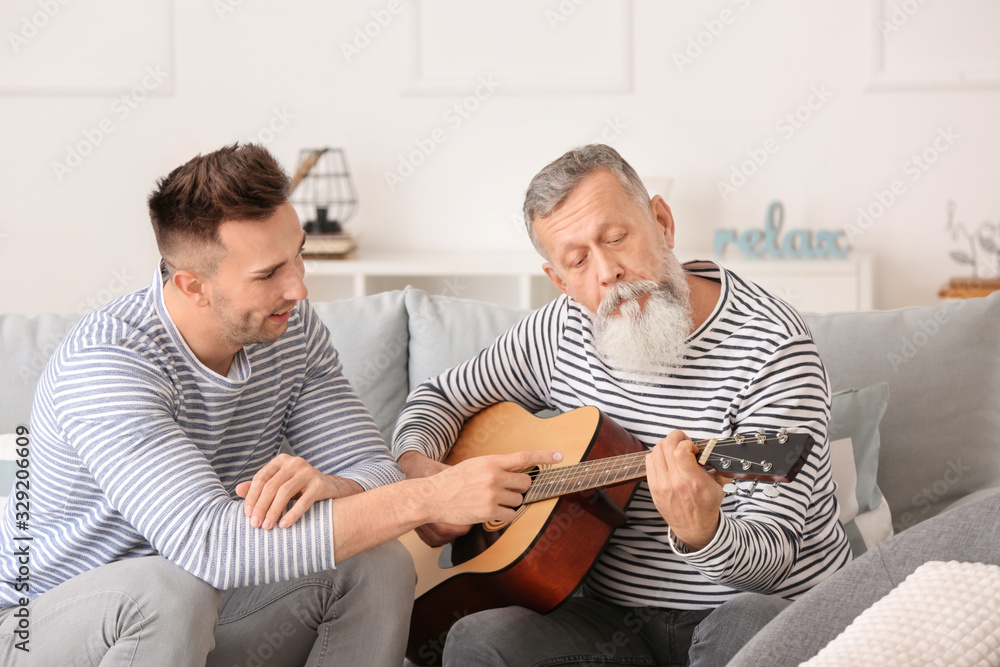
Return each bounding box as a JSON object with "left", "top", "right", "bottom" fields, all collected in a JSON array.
[
  {"left": 727, "top": 481, "right": 759, "bottom": 497},
  {"left": 777, "top": 428, "right": 788, "bottom": 444},
  {"left": 763, "top": 483, "right": 780, "bottom": 498}
]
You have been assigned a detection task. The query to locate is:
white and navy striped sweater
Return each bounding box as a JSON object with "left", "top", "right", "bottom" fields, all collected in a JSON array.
[
  {"left": 392, "top": 261, "right": 851, "bottom": 609},
  {"left": 0, "top": 268, "right": 402, "bottom": 608}
]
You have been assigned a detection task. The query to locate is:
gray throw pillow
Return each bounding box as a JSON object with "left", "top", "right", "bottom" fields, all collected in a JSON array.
[
  {"left": 828, "top": 383, "right": 893, "bottom": 556},
  {"left": 313, "top": 291, "right": 409, "bottom": 444}
]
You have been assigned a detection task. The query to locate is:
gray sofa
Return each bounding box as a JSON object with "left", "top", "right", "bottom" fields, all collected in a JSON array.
[{"left": 1, "top": 286, "right": 998, "bottom": 649}]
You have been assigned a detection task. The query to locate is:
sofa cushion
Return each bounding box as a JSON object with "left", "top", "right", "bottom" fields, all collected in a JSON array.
[
  {"left": 802, "top": 561, "right": 1000, "bottom": 666},
  {"left": 312, "top": 291, "right": 409, "bottom": 445},
  {"left": 803, "top": 292, "right": 1000, "bottom": 530},
  {"left": 403, "top": 287, "right": 529, "bottom": 392},
  {"left": 0, "top": 312, "right": 81, "bottom": 433},
  {"left": 828, "top": 383, "right": 893, "bottom": 556}
]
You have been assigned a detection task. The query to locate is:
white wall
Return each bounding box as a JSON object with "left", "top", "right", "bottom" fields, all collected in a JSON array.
[{"left": 1, "top": 0, "right": 998, "bottom": 314}]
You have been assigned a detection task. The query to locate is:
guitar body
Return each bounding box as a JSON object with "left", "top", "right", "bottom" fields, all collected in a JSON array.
[{"left": 402, "top": 402, "right": 646, "bottom": 666}]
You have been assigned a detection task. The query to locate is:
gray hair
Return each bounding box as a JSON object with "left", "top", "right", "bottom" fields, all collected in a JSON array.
[{"left": 522, "top": 144, "right": 650, "bottom": 257}]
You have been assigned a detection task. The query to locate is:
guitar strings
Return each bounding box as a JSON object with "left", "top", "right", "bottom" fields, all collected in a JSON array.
[
  {"left": 529, "top": 449, "right": 767, "bottom": 490},
  {"left": 532, "top": 434, "right": 781, "bottom": 482},
  {"left": 525, "top": 434, "right": 787, "bottom": 503},
  {"left": 526, "top": 453, "right": 723, "bottom": 503}
]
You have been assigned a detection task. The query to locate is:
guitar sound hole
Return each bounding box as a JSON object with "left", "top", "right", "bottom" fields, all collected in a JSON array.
[
  {"left": 446, "top": 523, "right": 505, "bottom": 567},
  {"left": 439, "top": 465, "right": 541, "bottom": 568},
  {"left": 521, "top": 465, "right": 541, "bottom": 505}
]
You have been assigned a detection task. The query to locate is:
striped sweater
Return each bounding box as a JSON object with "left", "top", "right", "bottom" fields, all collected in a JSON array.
[
  {"left": 392, "top": 260, "right": 851, "bottom": 609},
  {"left": 0, "top": 267, "right": 403, "bottom": 608}
]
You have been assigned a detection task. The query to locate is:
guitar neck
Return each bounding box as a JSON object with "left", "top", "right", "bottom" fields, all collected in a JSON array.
[
  {"left": 524, "top": 451, "right": 648, "bottom": 504},
  {"left": 521, "top": 428, "right": 803, "bottom": 503}
]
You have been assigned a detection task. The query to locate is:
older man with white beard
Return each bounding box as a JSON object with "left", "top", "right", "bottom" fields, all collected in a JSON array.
[{"left": 392, "top": 144, "right": 850, "bottom": 666}]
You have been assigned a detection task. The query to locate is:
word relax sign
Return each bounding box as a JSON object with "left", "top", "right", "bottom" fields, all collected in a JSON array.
[{"left": 714, "top": 202, "right": 849, "bottom": 259}]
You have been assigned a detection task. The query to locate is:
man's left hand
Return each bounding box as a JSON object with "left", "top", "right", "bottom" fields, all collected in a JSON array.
[
  {"left": 646, "top": 430, "right": 727, "bottom": 551},
  {"left": 236, "top": 454, "right": 363, "bottom": 529}
]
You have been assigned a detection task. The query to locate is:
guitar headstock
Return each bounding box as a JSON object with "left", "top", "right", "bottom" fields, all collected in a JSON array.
[{"left": 696, "top": 429, "right": 815, "bottom": 485}]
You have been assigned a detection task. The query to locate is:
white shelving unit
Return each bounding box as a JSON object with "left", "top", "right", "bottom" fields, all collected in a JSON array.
[
  {"left": 304, "top": 250, "right": 874, "bottom": 313},
  {"left": 304, "top": 250, "right": 556, "bottom": 310},
  {"left": 715, "top": 254, "right": 874, "bottom": 313}
]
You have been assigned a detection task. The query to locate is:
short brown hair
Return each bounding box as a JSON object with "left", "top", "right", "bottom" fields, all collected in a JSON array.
[{"left": 148, "top": 143, "right": 290, "bottom": 273}]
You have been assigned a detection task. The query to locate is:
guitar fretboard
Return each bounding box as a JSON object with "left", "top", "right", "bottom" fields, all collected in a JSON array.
[
  {"left": 522, "top": 431, "right": 793, "bottom": 504},
  {"left": 524, "top": 452, "right": 647, "bottom": 504}
]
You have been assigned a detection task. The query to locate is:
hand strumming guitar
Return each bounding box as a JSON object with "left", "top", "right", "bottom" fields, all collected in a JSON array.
[{"left": 397, "top": 450, "right": 473, "bottom": 546}]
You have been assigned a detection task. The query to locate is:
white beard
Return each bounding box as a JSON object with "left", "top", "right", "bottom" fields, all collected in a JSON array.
[{"left": 590, "top": 257, "right": 693, "bottom": 374}]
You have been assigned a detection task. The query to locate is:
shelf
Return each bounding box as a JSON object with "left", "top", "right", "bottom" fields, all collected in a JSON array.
[
  {"left": 303, "top": 250, "right": 874, "bottom": 313},
  {"left": 711, "top": 254, "right": 874, "bottom": 312},
  {"left": 303, "top": 250, "right": 552, "bottom": 309},
  {"left": 304, "top": 250, "right": 546, "bottom": 277}
]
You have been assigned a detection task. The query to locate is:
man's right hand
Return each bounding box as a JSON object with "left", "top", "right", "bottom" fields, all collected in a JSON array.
[
  {"left": 398, "top": 451, "right": 469, "bottom": 546},
  {"left": 398, "top": 450, "right": 563, "bottom": 547}
]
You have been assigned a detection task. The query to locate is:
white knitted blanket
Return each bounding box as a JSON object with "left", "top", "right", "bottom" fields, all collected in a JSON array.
[{"left": 804, "top": 561, "right": 1000, "bottom": 667}]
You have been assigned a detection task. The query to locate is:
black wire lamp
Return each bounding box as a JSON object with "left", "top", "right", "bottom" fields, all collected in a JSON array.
[{"left": 290, "top": 148, "right": 358, "bottom": 235}]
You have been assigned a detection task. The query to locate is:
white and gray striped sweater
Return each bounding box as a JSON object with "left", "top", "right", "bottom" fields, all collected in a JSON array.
[
  {"left": 392, "top": 261, "right": 851, "bottom": 609},
  {"left": 0, "top": 267, "right": 402, "bottom": 608}
]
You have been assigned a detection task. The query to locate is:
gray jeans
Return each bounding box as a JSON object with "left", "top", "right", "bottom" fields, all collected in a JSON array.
[
  {"left": 440, "top": 587, "right": 787, "bottom": 667},
  {"left": 0, "top": 539, "right": 415, "bottom": 666}
]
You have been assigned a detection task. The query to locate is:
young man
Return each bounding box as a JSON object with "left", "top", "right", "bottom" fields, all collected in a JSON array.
[
  {"left": 0, "top": 144, "right": 558, "bottom": 666},
  {"left": 392, "top": 144, "right": 852, "bottom": 666}
]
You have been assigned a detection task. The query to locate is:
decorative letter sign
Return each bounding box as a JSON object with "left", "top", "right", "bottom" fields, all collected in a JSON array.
[{"left": 714, "top": 202, "right": 850, "bottom": 259}]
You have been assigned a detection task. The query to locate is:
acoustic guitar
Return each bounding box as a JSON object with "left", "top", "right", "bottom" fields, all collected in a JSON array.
[{"left": 400, "top": 402, "right": 815, "bottom": 665}]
